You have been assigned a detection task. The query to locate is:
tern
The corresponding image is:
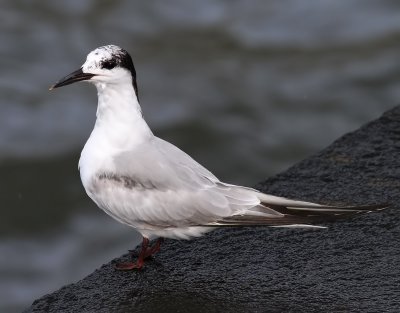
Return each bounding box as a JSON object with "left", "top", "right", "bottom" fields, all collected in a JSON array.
[{"left": 50, "top": 45, "right": 387, "bottom": 270}]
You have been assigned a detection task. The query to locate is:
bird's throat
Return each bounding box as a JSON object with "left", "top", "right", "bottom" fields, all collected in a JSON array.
[{"left": 93, "top": 82, "right": 153, "bottom": 148}]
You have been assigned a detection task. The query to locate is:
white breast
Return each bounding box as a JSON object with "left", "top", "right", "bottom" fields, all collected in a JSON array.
[
  {"left": 79, "top": 81, "right": 153, "bottom": 191},
  {"left": 79, "top": 132, "right": 113, "bottom": 191}
]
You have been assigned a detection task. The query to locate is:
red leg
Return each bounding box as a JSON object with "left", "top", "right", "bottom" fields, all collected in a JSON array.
[
  {"left": 115, "top": 237, "right": 149, "bottom": 271},
  {"left": 114, "top": 237, "right": 164, "bottom": 271},
  {"left": 143, "top": 238, "right": 164, "bottom": 259}
]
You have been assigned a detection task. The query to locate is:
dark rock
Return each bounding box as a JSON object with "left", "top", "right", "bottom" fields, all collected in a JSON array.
[{"left": 25, "top": 107, "right": 400, "bottom": 313}]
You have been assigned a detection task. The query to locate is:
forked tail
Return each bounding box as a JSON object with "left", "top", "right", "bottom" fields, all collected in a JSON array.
[{"left": 211, "top": 192, "right": 389, "bottom": 228}]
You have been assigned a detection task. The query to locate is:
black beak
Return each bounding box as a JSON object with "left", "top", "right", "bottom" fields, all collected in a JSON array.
[{"left": 49, "top": 68, "right": 96, "bottom": 90}]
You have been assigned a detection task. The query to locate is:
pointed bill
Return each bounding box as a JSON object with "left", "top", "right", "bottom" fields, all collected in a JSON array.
[{"left": 49, "top": 68, "right": 96, "bottom": 90}]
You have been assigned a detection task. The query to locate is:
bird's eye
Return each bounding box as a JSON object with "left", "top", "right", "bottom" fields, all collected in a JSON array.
[{"left": 101, "top": 59, "right": 117, "bottom": 70}]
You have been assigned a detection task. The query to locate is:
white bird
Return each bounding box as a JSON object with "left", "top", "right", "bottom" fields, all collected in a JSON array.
[{"left": 50, "top": 45, "right": 387, "bottom": 270}]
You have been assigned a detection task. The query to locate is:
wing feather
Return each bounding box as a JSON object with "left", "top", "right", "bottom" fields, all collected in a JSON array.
[{"left": 88, "top": 137, "right": 388, "bottom": 233}]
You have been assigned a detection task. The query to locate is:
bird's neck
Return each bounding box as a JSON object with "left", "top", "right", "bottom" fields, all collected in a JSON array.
[{"left": 92, "top": 81, "right": 153, "bottom": 148}]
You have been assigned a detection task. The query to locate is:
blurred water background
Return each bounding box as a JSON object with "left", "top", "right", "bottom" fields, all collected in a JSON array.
[{"left": 1, "top": 0, "right": 400, "bottom": 311}]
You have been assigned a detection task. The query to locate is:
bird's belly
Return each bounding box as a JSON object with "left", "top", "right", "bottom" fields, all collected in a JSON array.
[
  {"left": 87, "top": 185, "right": 213, "bottom": 239},
  {"left": 84, "top": 177, "right": 147, "bottom": 228},
  {"left": 84, "top": 175, "right": 218, "bottom": 238},
  {"left": 139, "top": 226, "right": 213, "bottom": 240}
]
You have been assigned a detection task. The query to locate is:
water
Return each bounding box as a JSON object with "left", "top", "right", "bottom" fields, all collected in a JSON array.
[{"left": 1, "top": 1, "right": 400, "bottom": 311}]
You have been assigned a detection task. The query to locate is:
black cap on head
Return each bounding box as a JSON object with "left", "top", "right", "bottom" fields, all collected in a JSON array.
[
  {"left": 50, "top": 45, "right": 139, "bottom": 101},
  {"left": 99, "top": 47, "right": 139, "bottom": 100}
]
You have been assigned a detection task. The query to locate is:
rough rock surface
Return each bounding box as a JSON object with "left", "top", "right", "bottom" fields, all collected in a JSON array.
[{"left": 26, "top": 107, "right": 400, "bottom": 313}]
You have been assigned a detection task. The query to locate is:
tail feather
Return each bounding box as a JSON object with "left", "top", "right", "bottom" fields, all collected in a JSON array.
[{"left": 211, "top": 193, "right": 389, "bottom": 228}]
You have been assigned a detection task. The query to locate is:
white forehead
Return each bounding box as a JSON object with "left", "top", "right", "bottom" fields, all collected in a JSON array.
[{"left": 82, "top": 45, "right": 122, "bottom": 71}]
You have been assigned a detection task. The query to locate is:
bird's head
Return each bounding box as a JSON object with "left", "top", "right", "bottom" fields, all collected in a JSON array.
[{"left": 50, "top": 45, "right": 138, "bottom": 98}]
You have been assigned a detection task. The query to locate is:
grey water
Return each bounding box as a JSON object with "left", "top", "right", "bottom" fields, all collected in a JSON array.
[{"left": 1, "top": 0, "right": 400, "bottom": 312}]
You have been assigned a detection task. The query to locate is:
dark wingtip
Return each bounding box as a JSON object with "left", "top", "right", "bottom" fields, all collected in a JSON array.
[
  {"left": 359, "top": 203, "right": 392, "bottom": 213},
  {"left": 352, "top": 203, "right": 391, "bottom": 212}
]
